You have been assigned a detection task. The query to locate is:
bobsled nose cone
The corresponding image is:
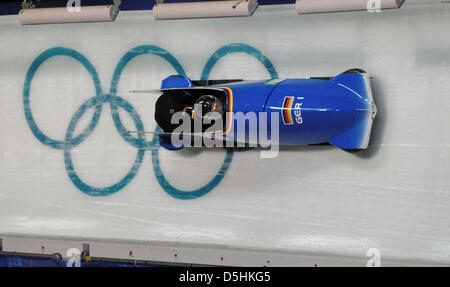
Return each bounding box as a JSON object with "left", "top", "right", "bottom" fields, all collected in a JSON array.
[
  {"left": 338, "top": 85, "right": 372, "bottom": 115},
  {"left": 371, "top": 100, "right": 377, "bottom": 119}
]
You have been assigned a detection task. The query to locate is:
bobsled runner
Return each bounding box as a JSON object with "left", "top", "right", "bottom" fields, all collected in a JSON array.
[{"left": 130, "top": 69, "right": 377, "bottom": 150}]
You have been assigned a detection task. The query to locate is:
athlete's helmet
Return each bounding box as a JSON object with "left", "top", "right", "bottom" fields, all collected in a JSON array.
[{"left": 192, "top": 95, "right": 224, "bottom": 120}]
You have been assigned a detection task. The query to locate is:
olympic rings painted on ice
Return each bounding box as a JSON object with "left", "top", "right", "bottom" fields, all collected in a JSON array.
[{"left": 23, "top": 43, "right": 278, "bottom": 199}]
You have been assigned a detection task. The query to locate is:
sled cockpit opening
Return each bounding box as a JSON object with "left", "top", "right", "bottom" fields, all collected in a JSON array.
[{"left": 155, "top": 88, "right": 228, "bottom": 134}]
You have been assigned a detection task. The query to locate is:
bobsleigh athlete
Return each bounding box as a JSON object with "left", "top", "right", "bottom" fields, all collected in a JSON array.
[{"left": 155, "top": 91, "right": 225, "bottom": 133}]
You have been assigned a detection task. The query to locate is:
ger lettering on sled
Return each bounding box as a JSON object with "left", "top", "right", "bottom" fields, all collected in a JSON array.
[{"left": 129, "top": 69, "right": 377, "bottom": 150}]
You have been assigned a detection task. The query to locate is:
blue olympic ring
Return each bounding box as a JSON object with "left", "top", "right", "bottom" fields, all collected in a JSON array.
[
  {"left": 108, "top": 45, "right": 186, "bottom": 150},
  {"left": 23, "top": 47, "right": 103, "bottom": 150},
  {"left": 23, "top": 43, "right": 278, "bottom": 199},
  {"left": 64, "top": 94, "right": 146, "bottom": 196},
  {"left": 152, "top": 43, "right": 278, "bottom": 199},
  {"left": 201, "top": 43, "right": 279, "bottom": 80}
]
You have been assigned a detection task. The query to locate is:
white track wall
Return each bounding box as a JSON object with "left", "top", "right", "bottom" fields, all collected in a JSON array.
[{"left": 1, "top": 0, "right": 450, "bottom": 266}]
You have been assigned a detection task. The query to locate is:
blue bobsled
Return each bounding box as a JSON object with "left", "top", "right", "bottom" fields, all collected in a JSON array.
[{"left": 147, "top": 69, "right": 377, "bottom": 150}]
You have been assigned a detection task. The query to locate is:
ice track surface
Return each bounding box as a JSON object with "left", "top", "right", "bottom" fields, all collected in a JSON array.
[{"left": 0, "top": 0, "right": 450, "bottom": 266}]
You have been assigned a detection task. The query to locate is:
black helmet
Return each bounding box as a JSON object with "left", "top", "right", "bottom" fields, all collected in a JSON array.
[{"left": 193, "top": 95, "right": 224, "bottom": 120}]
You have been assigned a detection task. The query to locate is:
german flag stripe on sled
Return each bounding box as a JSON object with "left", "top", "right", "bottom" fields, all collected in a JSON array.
[{"left": 282, "top": 96, "right": 294, "bottom": 125}]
